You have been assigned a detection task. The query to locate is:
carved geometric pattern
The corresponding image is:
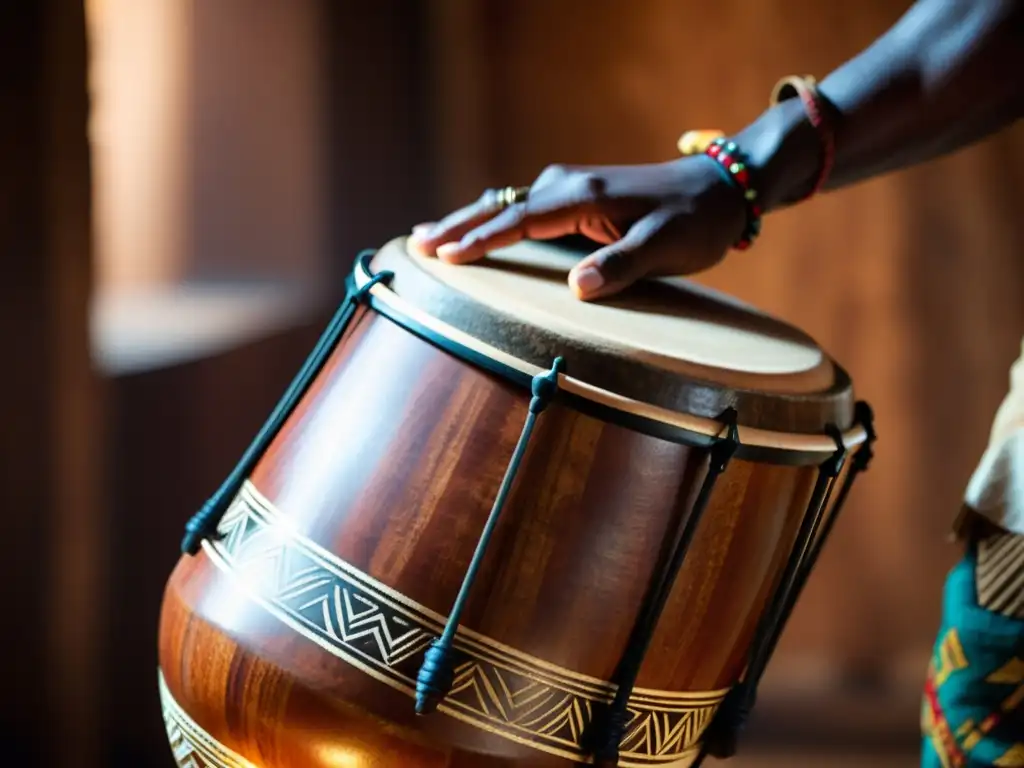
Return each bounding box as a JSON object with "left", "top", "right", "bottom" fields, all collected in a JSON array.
[
  {"left": 200, "top": 481, "right": 727, "bottom": 766},
  {"left": 159, "top": 673, "right": 254, "bottom": 768}
]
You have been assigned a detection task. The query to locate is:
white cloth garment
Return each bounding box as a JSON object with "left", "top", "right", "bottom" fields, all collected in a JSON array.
[{"left": 963, "top": 338, "right": 1024, "bottom": 534}]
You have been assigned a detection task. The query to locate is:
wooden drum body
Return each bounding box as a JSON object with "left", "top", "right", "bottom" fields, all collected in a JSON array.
[{"left": 158, "top": 238, "right": 874, "bottom": 768}]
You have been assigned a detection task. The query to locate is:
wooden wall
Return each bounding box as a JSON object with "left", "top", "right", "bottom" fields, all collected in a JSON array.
[
  {"left": 86, "top": 2, "right": 433, "bottom": 765},
  {"left": 425, "top": 0, "right": 1024, "bottom": 692}
]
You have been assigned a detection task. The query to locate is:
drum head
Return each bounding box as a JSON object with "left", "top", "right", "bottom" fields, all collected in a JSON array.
[{"left": 368, "top": 237, "right": 854, "bottom": 434}]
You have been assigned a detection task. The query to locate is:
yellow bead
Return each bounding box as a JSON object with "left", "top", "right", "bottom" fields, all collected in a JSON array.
[{"left": 676, "top": 129, "right": 726, "bottom": 156}]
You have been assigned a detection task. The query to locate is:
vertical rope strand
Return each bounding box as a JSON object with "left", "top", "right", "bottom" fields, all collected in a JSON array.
[
  {"left": 415, "top": 357, "right": 566, "bottom": 715},
  {"left": 181, "top": 250, "right": 392, "bottom": 555}
]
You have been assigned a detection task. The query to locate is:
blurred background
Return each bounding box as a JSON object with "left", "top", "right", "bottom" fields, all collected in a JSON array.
[{"left": 3, "top": 0, "right": 1023, "bottom": 766}]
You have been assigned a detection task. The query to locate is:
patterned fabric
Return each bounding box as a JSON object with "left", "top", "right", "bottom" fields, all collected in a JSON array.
[
  {"left": 978, "top": 531, "right": 1024, "bottom": 619},
  {"left": 922, "top": 542, "right": 1024, "bottom": 767}
]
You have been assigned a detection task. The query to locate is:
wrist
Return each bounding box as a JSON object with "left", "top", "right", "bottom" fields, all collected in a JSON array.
[
  {"left": 729, "top": 99, "right": 823, "bottom": 213},
  {"left": 698, "top": 140, "right": 764, "bottom": 250}
]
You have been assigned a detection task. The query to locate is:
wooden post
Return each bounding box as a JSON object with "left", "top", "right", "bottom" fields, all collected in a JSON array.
[{"left": 0, "top": 3, "right": 106, "bottom": 767}]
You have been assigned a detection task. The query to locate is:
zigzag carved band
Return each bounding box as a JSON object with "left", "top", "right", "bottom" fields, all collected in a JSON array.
[
  {"left": 198, "top": 481, "right": 726, "bottom": 766},
  {"left": 159, "top": 672, "right": 252, "bottom": 768}
]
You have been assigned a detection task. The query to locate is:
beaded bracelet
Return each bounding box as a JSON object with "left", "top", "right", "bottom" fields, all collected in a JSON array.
[
  {"left": 770, "top": 75, "right": 836, "bottom": 201},
  {"left": 704, "top": 137, "right": 763, "bottom": 251}
]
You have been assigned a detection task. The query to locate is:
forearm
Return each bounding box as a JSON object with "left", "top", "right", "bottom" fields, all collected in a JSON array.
[{"left": 736, "top": 0, "right": 1024, "bottom": 211}]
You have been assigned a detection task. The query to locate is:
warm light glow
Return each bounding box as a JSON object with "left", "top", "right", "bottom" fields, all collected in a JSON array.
[
  {"left": 86, "top": 0, "right": 192, "bottom": 292},
  {"left": 274, "top": 324, "right": 435, "bottom": 529},
  {"left": 312, "top": 743, "right": 369, "bottom": 768},
  {"left": 87, "top": 0, "right": 329, "bottom": 297}
]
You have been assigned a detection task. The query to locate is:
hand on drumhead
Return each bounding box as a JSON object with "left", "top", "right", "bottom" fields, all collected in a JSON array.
[{"left": 409, "top": 158, "right": 746, "bottom": 301}]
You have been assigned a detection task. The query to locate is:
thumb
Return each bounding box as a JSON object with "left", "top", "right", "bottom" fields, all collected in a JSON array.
[{"left": 568, "top": 209, "right": 669, "bottom": 301}]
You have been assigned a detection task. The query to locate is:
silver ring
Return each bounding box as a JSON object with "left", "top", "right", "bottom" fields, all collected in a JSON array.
[{"left": 493, "top": 185, "right": 530, "bottom": 211}]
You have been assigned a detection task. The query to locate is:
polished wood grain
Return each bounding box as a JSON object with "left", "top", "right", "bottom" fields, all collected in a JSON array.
[{"left": 158, "top": 301, "right": 841, "bottom": 766}]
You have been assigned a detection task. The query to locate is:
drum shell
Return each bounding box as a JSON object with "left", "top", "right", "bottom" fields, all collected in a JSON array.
[{"left": 158, "top": 305, "right": 828, "bottom": 767}]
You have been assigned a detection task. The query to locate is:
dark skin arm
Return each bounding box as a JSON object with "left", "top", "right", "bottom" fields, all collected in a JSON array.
[
  {"left": 749, "top": 0, "right": 1024, "bottom": 210},
  {"left": 411, "top": 0, "right": 1024, "bottom": 301}
]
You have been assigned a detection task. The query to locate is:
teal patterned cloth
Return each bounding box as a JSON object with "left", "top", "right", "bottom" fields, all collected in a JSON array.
[{"left": 921, "top": 546, "right": 1024, "bottom": 767}]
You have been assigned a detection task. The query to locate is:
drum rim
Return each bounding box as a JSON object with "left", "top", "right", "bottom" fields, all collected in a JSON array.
[
  {"left": 374, "top": 238, "right": 856, "bottom": 437},
  {"left": 374, "top": 234, "right": 856, "bottom": 438},
  {"left": 353, "top": 251, "right": 868, "bottom": 463},
  {"left": 410, "top": 238, "right": 831, "bottom": 383}
]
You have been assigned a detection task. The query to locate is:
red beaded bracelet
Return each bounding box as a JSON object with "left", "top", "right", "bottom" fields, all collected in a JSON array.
[
  {"left": 704, "top": 137, "right": 763, "bottom": 251},
  {"left": 770, "top": 75, "right": 836, "bottom": 201}
]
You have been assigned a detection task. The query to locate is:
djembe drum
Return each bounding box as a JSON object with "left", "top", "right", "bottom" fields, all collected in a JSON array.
[{"left": 158, "top": 236, "right": 875, "bottom": 768}]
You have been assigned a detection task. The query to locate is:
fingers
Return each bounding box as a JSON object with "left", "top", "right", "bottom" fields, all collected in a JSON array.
[
  {"left": 433, "top": 203, "right": 591, "bottom": 264},
  {"left": 409, "top": 190, "right": 503, "bottom": 259},
  {"left": 410, "top": 165, "right": 606, "bottom": 263},
  {"left": 437, "top": 204, "right": 528, "bottom": 264},
  {"left": 568, "top": 208, "right": 674, "bottom": 301},
  {"left": 411, "top": 223, "right": 434, "bottom": 241}
]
